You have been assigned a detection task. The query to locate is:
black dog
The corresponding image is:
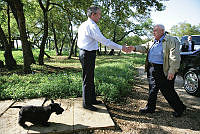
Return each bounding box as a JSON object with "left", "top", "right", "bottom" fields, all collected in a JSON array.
[{"left": 10, "top": 98, "right": 64, "bottom": 128}]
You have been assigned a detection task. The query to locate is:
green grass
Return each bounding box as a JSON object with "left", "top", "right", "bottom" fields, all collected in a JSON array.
[{"left": 0, "top": 49, "right": 146, "bottom": 102}]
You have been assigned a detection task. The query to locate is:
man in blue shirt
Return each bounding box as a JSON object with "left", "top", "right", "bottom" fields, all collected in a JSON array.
[{"left": 131, "top": 24, "right": 186, "bottom": 117}]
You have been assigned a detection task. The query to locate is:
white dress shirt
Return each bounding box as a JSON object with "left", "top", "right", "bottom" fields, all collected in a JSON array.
[
  {"left": 188, "top": 40, "right": 192, "bottom": 51},
  {"left": 77, "top": 18, "right": 122, "bottom": 51}
]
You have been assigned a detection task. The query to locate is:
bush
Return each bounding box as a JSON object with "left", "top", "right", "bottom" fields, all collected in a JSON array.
[{"left": 95, "top": 63, "right": 136, "bottom": 102}]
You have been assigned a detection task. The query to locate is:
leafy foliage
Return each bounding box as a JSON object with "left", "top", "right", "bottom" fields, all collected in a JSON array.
[
  {"left": 170, "top": 22, "right": 200, "bottom": 37},
  {"left": 121, "top": 35, "right": 150, "bottom": 46},
  {"left": 0, "top": 0, "right": 164, "bottom": 54}
]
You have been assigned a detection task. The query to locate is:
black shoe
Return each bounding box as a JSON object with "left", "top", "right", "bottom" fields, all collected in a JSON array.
[
  {"left": 183, "top": 105, "right": 186, "bottom": 111},
  {"left": 92, "top": 100, "right": 103, "bottom": 105},
  {"left": 173, "top": 105, "right": 186, "bottom": 117},
  {"left": 83, "top": 105, "right": 98, "bottom": 111},
  {"left": 139, "top": 107, "right": 155, "bottom": 114},
  {"left": 172, "top": 112, "right": 182, "bottom": 117}
]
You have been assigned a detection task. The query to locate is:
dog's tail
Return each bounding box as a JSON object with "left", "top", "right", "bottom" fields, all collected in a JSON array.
[{"left": 10, "top": 106, "right": 22, "bottom": 108}]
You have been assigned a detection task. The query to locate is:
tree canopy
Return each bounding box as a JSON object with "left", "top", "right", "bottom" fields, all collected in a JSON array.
[
  {"left": 170, "top": 22, "right": 200, "bottom": 37},
  {"left": 0, "top": 0, "right": 165, "bottom": 73}
]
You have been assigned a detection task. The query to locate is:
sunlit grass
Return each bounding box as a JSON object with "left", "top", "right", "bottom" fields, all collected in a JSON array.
[{"left": 0, "top": 49, "right": 146, "bottom": 101}]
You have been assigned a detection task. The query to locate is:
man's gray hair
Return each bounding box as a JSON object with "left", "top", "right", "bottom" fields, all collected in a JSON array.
[
  {"left": 155, "top": 24, "right": 165, "bottom": 31},
  {"left": 87, "top": 6, "right": 100, "bottom": 17}
]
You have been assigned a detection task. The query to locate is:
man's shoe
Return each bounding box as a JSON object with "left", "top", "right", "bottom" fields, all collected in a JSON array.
[
  {"left": 83, "top": 105, "right": 97, "bottom": 111},
  {"left": 92, "top": 100, "right": 103, "bottom": 105},
  {"left": 183, "top": 105, "right": 186, "bottom": 111},
  {"left": 173, "top": 105, "right": 186, "bottom": 117},
  {"left": 172, "top": 112, "right": 182, "bottom": 117},
  {"left": 139, "top": 107, "right": 155, "bottom": 114}
]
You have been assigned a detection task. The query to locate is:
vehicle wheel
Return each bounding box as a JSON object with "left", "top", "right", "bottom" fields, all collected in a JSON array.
[{"left": 184, "top": 70, "right": 200, "bottom": 96}]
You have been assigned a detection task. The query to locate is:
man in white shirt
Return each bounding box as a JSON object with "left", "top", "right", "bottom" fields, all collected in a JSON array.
[
  {"left": 181, "top": 35, "right": 194, "bottom": 52},
  {"left": 77, "top": 5, "right": 131, "bottom": 111},
  {"left": 187, "top": 36, "right": 194, "bottom": 52}
]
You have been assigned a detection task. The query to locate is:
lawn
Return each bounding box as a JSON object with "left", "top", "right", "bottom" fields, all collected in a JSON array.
[{"left": 0, "top": 49, "right": 146, "bottom": 101}]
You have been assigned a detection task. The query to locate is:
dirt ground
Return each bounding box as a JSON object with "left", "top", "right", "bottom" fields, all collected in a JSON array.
[{"left": 82, "top": 66, "right": 200, "bottom": 134}]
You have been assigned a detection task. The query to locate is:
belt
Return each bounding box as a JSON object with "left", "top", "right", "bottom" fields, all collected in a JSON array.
[
  {"left": 80, "top": 48, "right": 97, "bottom": 53},
  {"left": 148, "top": 62, "right": 163, "bottom": 67}
]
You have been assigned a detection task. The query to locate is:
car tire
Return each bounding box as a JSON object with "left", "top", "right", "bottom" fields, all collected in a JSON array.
[{"left": 184, "top": 70, "right": 200, "bottom": 96}]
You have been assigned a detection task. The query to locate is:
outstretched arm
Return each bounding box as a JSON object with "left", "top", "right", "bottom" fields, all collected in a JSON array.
[{"left": 122, "top": 45, "right": 135, "bottom": 53}]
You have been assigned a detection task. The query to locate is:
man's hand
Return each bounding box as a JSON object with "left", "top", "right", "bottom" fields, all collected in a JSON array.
[
  {"left": 122, "top": 45, "right": 134, "bottom": 53},
  {"left": 167, "top": 73, "right": 174, "bottom": 80},
  {"left": 122, "top": 45, "right": 129, "bottom": 53},
  {"left": 128, "top": 46, "right": 135, "bottom": 51}
]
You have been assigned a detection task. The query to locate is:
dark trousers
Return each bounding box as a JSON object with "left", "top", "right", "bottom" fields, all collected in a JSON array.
[
  {"left": 146, "top": 64, "right": 185, "bottom": 114},
  {"left": 79, "top": 49, "right": 97, "bottom": 106}
]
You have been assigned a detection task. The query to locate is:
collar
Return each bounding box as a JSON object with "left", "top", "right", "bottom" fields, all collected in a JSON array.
[
  {"left": 88, "top": 17, "right": 96, "bottom": 25},
  {"left": 154, "top": 34, "right": 166, "bottom": 43}
]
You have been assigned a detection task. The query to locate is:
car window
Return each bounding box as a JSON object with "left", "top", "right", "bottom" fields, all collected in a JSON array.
[{"left": 192, "top": 36, "right": 200, "bottom": 45}]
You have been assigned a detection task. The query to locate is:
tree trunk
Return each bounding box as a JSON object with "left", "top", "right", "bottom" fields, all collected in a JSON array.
[
  {"left": 16, "top": 40, "right": 19, "bottom": 49},
  {"left": 7, "top": 3, "right": 11, "bottom": 47},
  {"left": 48, "top": 38, "right": 51, "bottom": 50},
  {"left": 51, "top": 23, "right": 59, "bottom": 55},
  {"left": 74, "top": 43, "right": 78, "bottom": 57},
  {"left": 104, "top": 46, "right": 107, "bottom": 55},
  {"left": 68, "top": 33, "right": 78, "bottom": 59},
  {"left": 59, "top": 34, "right": 67, "bottom": 56},
  {"left": 7, "top": 0, "right": 35, "bottom": 73},
  {"left": 108, "top": 49, "right": 115, "bottom": 55},
  {"left": 38, "top": 0, "right": 49, "bottom": 65},
  {"left": 0, "top": 60, "right": 4, "bottom": 68},
  {"left": 0, "top": 24, "right": 17, "bottom": 70},
  {"left": 15, "top": 0, "right": 35, "bottom": 73}
]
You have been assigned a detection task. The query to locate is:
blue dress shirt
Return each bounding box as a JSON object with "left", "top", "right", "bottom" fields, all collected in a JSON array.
[
  {"left": 188, "top": 41, "right": 192, "bottom": 51},
  {"left": 148, "top": 34, "right": 165, "bottom": 64}
]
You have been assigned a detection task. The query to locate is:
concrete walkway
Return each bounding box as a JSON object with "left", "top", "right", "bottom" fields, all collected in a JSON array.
[{"left": 0, "top": 98, "right": 115, "bottom": 134}]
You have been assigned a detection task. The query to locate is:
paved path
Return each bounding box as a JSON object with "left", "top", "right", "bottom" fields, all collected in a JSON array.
[{"left": 0, "top": 98, "right": 115, "bottom": 134}]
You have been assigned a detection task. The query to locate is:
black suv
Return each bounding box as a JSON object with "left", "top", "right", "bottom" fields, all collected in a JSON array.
[{"left": 179, "top": 35, "right": 200, "bottom": 96}]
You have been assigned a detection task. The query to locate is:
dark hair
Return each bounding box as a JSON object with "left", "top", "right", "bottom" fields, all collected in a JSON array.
[{"left": 87, "top": 6, "right": 100, "bottom": 17}]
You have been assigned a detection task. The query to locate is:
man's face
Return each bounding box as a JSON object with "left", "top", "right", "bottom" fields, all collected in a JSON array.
[
  {"left": 153, "top": 26, "right": 164, "bottom": 40},
  {"left": 188, "top": 36, "right": 192, "bottom": 41},
  {"left": 91, "top": 9, "right": 101, "bottom": 23}
]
